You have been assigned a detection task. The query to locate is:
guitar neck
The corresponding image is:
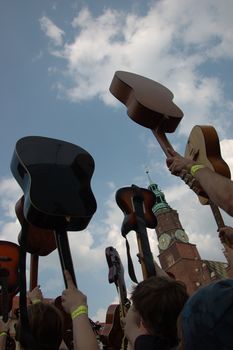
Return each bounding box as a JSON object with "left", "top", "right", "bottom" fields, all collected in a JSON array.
[
  {"left": 133, "top": 197, "right": 156, "bottom": 279},
  {"left": 152, "top": 128, "right": 175, "bottom": 157},
  {"left": 29, "top": 254, "right": 39, "bottom": 291},
  {"left": 209, "top": 201, "right": 233, "bottom": 264},
  {"left": 54, "top": 230, "right": 77, "bottom": 288},
  {"left": 209, "top": 201, "right": 225, "bottom": 229}
]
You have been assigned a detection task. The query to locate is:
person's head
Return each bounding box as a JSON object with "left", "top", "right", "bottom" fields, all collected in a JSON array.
[
  {"left": 131, "top": 276, "right": 188, "bottom": 346},
  {"left": 179, "top": 278, "right": 233, "bottom": 350},
  {"left": 16, "top": 302, "right": 63, "bottom": 350}
]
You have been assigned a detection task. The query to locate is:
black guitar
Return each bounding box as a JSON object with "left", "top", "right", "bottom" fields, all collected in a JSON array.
[{"left": 11, "top": 135, "right": 97, "bottom": 285}]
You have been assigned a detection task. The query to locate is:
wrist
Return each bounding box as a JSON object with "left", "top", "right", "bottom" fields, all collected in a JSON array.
[
  {"left": 31, "top": 298, "right": 42, "bottom": 305},
  {"left": 71, "top": 305, "right": 88, "bottom": 320},
  {"left": 190, "top": 164, "right": 205, "bottom": 177},
  {"left": 0, "top": 331, "right": 7, "bottom": 337}
]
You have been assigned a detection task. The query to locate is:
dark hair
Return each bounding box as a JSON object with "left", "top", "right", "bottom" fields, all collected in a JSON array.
[
  {"left": 16, "top": 302, "right": 63, "bottom": 350},
  {"left": 131, "top": 276, "right": 188, "bottom": 346}
]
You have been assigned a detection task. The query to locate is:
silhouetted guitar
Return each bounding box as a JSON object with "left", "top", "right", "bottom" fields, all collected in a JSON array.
[
  {"left": 184, "top": 125, "right": 233, "bottom": 262},
  {"left": 11, "top": 136, "right": 97, "bottom": 349},
  {"left": 110, "top": 70, "right": 205, "bottom": 197},
  {"left": 99, "top": 246, "right": 131, "bottom": 350},
  {"left": 11, "top": 135, "right": 97, "bottom": 285},
  {"left": 115, "top": 185, "right": 157, "bottom": 281}
]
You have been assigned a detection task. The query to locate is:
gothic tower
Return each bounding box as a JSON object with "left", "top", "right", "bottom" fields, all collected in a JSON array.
[{"left": 147, "top": 172, "right": 213, "bottom": 295}]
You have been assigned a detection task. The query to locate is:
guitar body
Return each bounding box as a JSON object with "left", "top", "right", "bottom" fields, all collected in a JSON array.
[
  {"left": 11, "top": 136, "right": 97, "bottom": 231},
  {"left": 115, "top": 186, "right": 157, "bottom": 236},
  {"left": 16, "top": 196, "right": 56, "bottom": 256},
  {"left": 0, "top": 241, "right": 20, "bottom": 316},
  {"left": 99, "top": 304, "right": 123, "bottom": 350},
  {"left": 185, "top": 125, "right": 231, "bottom": 204},
  {"left": 110, "top": 70, "right": 183, "bottom": 133}
]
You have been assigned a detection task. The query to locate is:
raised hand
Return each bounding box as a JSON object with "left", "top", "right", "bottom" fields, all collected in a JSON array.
[
  {"left": 166, "top": 148, "right": 196, "bottom": 175},
  {"left": 27, "top": 285, "right": 43, "bottom": 304},
  {"left": 61, "top": 270, "right": 87, "bottom": 315}
]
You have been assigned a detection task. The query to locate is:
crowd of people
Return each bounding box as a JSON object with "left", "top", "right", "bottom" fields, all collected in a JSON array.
[{"left": 1, "top": 150, "right": 233, "bottom": 350}]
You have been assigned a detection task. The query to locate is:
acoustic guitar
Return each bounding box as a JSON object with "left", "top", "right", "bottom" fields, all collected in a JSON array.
[
  {"left": 115, "top": 185, "right": 157, "bottom": 281},
  {"left": 99, "top": 246, "right": 131, "bottom": 350},
  {"left": 10, "top": 136, "right": 97, "bottom": 349},
  {"left": 15, "top": 196, "right": 56, "bottom": 291},
  {"left": 184, "top": 125, "right": 233, "bottom": 262},
  {"left": 110, "top": 70, "right": 205, "bottom": 198},
  {"left": 11, "top": 135, "right": 97, "bottom": 285}
]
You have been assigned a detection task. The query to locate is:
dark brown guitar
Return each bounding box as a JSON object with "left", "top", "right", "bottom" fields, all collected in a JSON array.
[
  {"left": 110, "top": 70, "right": 205, "bottom": 197},
  {"left": 184, "top": 125, "right": 233, "bottom": 263},
  {"left": 15, "top": 196, "right": 56, "bottom": 291},
  {"left": 116, "top": 185, "right": 157, "bottom": 281},
  {"left": 99, "top": 246, "right": 130, "bottom": 350}
]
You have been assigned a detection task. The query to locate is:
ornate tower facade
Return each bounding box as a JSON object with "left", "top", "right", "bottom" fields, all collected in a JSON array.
[{"left": 147, "top": 175, "right": 213, "bottom": 295}]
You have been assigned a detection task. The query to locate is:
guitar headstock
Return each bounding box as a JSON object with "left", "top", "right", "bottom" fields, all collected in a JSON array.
[{"left": 105, "top": 246, "right": 124, "bottom": 287}]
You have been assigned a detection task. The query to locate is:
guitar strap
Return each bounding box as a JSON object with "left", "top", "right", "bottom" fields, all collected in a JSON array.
[{"left": 123, "top": 236, "right": 138, "bottom": 284}]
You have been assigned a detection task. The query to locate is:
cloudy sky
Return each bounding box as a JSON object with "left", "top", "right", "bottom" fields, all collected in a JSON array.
[{"left": 1, "top": 0, "right": 233, "bottom": 321}]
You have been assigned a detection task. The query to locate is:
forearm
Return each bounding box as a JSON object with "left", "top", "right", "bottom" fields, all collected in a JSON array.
[
  {"left": 195, "top": 168, "right": 233, "bottom": 216},
  {"left": 0, "top": 334, "right": 7, "bottom": 350},
  {"left": 72, "top": 314, "right": 99, "bottom": 350}
]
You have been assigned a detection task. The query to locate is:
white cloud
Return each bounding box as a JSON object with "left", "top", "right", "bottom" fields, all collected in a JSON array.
[
  {"left": 39, "top": 16, "right": 65, "bottom": 46},
  {"left": 40, "top": 0, "right": 233, "bottom": 140}
]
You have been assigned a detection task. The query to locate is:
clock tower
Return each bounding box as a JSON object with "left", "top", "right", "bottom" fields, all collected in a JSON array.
[{"left": 147, "top": 173, "right": 212, "bottom": 295}]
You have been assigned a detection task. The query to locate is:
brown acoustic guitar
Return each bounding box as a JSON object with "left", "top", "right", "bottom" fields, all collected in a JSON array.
[
  {"left": 110, "top": 70, "right": 205, "bottom": 198},
  {"left": 99, "top": 246, "right": 131, "bottom": 350},
  {"left": 15, "top": 196, "right": 57, "bottom": 291},
  {"left": 184, "top": 125, "right": 233, "bottom": 263}
]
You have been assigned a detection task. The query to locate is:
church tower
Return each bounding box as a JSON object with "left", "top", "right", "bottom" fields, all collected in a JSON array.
[{"left": 147, "top": 172, "right": 212, "bottom": 295}]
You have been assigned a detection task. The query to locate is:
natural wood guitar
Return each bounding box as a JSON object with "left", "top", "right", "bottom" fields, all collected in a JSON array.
[{"left": 185, "top": 125, "right": 233, "bottom": 263}]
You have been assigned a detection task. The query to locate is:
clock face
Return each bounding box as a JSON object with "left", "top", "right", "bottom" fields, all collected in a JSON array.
[
  {"left": 175, "top": 229, "right": 189, "bottom": 243},
  {"left": 158, "top": 233, "right": 171, "bottom": 250}
]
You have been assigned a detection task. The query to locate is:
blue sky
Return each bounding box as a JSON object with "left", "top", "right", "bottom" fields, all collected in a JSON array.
[{"left": 1, "top": 0, "right": 233, "bottom": 321}]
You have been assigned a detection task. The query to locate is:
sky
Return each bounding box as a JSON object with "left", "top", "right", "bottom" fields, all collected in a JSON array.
[{"left": 0, "top": 0, "right": 233, "bottom": 322}]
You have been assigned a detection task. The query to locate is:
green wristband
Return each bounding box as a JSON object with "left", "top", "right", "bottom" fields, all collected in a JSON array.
[
  {"left": 190, "top": 164, "right": 205, "bottom": 177},
  {"left": 71, "top": 305, "right": 88, "bottom": 320},
  {"left": 0, "top": 332, "right": 7, "bottom": 337},
  {"left": 31, "top": 298, "right": 41, "bottom": 305}
]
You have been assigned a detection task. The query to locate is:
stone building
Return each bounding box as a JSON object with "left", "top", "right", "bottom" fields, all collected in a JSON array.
[{"left": 147, "top": 176, "right": 230, "bottom": 295}]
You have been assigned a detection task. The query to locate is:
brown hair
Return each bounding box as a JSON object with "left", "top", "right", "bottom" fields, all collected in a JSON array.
[
  {"left": 16, "top": 302, "right": 63, "bottom": 350},
  {"left": 131, "top": 276, "right": 188, "bottom": 346}
]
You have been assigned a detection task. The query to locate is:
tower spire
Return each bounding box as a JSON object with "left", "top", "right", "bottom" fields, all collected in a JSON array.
[{"left": 146, "top": 170, "right": 171, "bottom": 213}]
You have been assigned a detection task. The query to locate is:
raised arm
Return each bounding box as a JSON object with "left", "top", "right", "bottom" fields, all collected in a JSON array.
[
  {"left": 61, "top": 270, "right": 99, "bottom": 350},
  {"left": 166, "top": 149, "right": 233, "bottom": 217}
]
